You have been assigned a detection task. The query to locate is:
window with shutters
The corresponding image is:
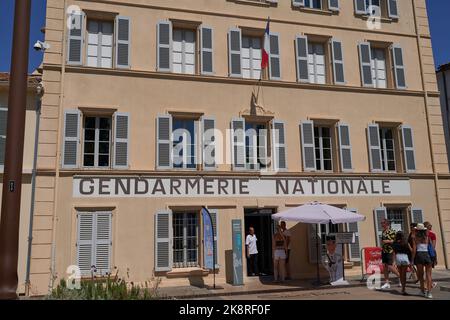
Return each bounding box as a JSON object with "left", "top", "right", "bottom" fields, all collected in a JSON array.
[
  {"left": 173, "top": 212, "right": 199, "bottom": 268},
  {"left": 314, "top": 126, "right": 333, "bottom": 171},
  {"left": 379, "top": 127, "right": 396, "bottom": 172},
  {"left": 305, "top": 0, "right": 322, "bottom": 9},
  {"left": 355, "top": 0, "right": 399, "bottom": 20},
  {"left": 245, "top": 121, "right": 269, "bottom": 170},
  {"left": 308, "top": 42, "right": 327, "bottom": 84},
  {"left": 76, "top": 211, "right": 112, "bottom": 276},
  {"left": 83, "top": 116, "right": 112, "bottom": 168},
  {"left": 242, "top": 36, "right": 263, "bottom": 80},
  {"left": 0, "top": 107, "right": 7, "bottom": 168},
  {"left": 386, "top": 207, "right": 407, "bottom": 233},
  {"left": 87, "top": 20, "right": 114, "bottom": 68},
  {"left": 359, "top": 42, "right": 403, "bottom": 89},
  {"left": 371, "top": 47, "right": 387, "bottom": 89},
  {"left": 172, "top": 118, "right": 198, "bottom": 169},
  {"left": 173, "top": 29, "right": 196, "bottom": 75}
]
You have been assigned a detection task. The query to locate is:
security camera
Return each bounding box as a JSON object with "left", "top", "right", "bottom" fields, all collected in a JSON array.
[{"left": 34, "top": 40, "right": 50, "bottom": 51}]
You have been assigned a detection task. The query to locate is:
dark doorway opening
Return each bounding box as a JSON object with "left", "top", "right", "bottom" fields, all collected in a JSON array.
[{"left": 244, "top": 208, "right": 276, "bottom": 276}]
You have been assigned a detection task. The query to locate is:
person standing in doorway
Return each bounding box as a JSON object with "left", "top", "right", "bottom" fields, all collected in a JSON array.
[
  {"left": 380, "top": 219, "right": 400, "bottom": 290},
  {"left": 280, "top": 221, "right": 292, "bottom": 280},
  {"left": 246, "top": 227, "right": 259, "bottom": 276}
]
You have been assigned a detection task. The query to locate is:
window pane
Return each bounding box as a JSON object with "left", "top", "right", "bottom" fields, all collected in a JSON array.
[
  {"left": 85, "top": 129, "right": 95, "bottom": 141},
  {"left": 84, "top": 155, "right": 95, "bottom": 167},
  {"left": 85, "top": 117, "right": 96, "bottom": 129},
  {"left": 98, "top": 155, "right": 109, "bottom": 167},
  {"left": 99, "top": 118, "right": 111, "bottom": 129},
  {"left": 84, "top": 142, "right": 95, "bottom": 154},
  {"left": 99, "top": 142, "right": 110, "bottom": 154}
]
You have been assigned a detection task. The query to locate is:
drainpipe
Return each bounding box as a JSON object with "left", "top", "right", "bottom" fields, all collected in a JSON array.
[
  {"left": 442, "top": 70, "right": 450, "bottom": 168},
  {"left": 25, "top": 83, "right": 43, "bottom": 296},
  {"left": 412, "top": 0, "right": 449, "bottom": 268}
]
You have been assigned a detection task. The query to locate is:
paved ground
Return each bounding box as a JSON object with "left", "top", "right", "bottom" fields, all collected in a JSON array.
[
  {"left": 158, "top": 269, "right": 450, "bottom": 300},
  {"left": 203, "top": 282, "right": 450, "bottom": 300}
]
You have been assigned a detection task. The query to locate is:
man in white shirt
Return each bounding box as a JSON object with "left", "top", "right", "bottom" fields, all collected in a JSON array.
[
  {"left": 245, "top": 227, "right": 259, "bottom": 276},
  {"left": 280, "top": 221, "right": 292, "bottom": 279}
]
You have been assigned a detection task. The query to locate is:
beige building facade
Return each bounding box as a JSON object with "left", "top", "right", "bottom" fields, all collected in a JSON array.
[
  {"left": 27, "top": 0, "right": 450, "bottom": 295},
  {"left": 0, "top": 72, "right": 42, "bottom": 295}
]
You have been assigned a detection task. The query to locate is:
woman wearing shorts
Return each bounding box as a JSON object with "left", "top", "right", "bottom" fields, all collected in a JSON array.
[
  {"left": 272, "top": 226, "right": 288, "bottom": 283},
  {"left": 412, "top": 223, "right": 434, "bottom": 299},
  {"left": 392, "top": 231, "right": 412, "bottom": 295}
]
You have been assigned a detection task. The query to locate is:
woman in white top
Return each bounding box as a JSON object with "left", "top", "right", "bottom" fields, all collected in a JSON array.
[
  {"left": 411, "top": 223, "right": 433, "bottom": 299},
  {"left": 272, "top": 226, "right": 288, "bottom": 282}
]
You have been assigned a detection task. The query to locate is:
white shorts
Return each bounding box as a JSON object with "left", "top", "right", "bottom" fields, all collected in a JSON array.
[
  {"left": 396, "top": 253, "right": 410, "bottom": 266},
  {"left": 274, "top": 249, "right": 286, "bottom": 260}
]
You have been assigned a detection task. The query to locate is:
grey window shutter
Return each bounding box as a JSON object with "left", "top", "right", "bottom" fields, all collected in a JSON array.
[
  {"left": 62, "top": 109, "right": 80, "bottom": 169},
  {"left": 359, "top": 42, "right": 373, "bottom": 87},
  {"left": 331, "top": 39, "right": 345, "bottom": 85},
  {"left": 410, "top": 208, "right": 424, "bottom": 224},
  {"left": 338, "top": 123, "right": 353, "bottom": 172},
  {"left": 231, "top": 118, "right": 246, "bottom": 170},
  {"left": 301, "top": 120, "right": 316, "bottom": 172},
  {"left": 328, "top": 0, "right": 340, "bottom": 12},
  {"left": 201, "top": 26, "right": 214, "bottom": 75},
  {"left": 374, "top": 207, "right": 387, "bottom": 247},
  {"left": 67, "top": 11, "right": 85, "bottom": 65},
  {"left": 391, "top": 45, "right": 406, "bottom": 89},
  {"left": 156, "top": 115, "right": 172, "bottom": 169},
  {"left": 95, "top": 212, "right": 112, "bottom": 275},
  {"left": 401, "top": 125, "right": 416, "bottom": 172},
  {"left": 354, "top": 0, "right": 367, "bottom": 14},
  {"left": 202, "top": 116, "right": 216, "bottom": 170},
  {"left": 76, "top": 213, "right": 94, "bottom": 276},
  {"left": 347, "top": 208, "right": 361, "bottom": 262},
  {"left": 292, "top": 0, "right": 305, "bottom": 7},
  {"left": 157, "top": 21, "right": 172, "bottom": 72},
  {"left": 116, "top": 16, "right": 131, "bottom": 69},
  {"left": 387, "top": 0, "right": 399, "bottom": 19},
  {"left": 295, "top": 36, "right": 309, "bottom": 82},
  {"left": 209, "top": 209, "right": 219, "bottom": 269},
  {"left": 228, "top": 28, "right": 242, "bottom": 77},
  {"left": 308, "top": 224, "right": 320, "bottom": 264},
  {"left": 272, "top": 120, "right": 287, "bottom": 170},
  {"left": 113, "top": 112, "right": 130, "bottom": 169},
  {"left": 269, "top": 33, "right": 281, "bottom": 80},
  {"left": 155, "top": 210, "right": 173, "bottom": 272},
  {"left": 0, "top": 107, "right": 7, "bottom": 166},
  {"left": 367, "top": 124, "right": 382, "bottom": 172}
]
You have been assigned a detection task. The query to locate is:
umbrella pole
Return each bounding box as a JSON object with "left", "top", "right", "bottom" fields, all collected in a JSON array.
[{"left": 314, "top": 227, "right": 321, "bottom": 286}]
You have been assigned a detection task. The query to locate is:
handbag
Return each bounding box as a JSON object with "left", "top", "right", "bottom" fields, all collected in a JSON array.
[{"left": 428, "top": 241, "right": 436, "bottom": 258}]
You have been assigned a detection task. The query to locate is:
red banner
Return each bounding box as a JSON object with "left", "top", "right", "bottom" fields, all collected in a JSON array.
[{"left": 362, "top": 247, "right": 384, "bottom": 274}]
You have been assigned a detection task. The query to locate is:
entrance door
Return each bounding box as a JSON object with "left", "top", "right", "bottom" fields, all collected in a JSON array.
[{"left": 244, "top": 208, "right": 275, "bottom": 276}]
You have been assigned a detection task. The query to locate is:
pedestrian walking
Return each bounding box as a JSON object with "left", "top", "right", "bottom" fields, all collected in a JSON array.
[
  {"left": 392, "top": 231, "right": 412, "bottom": 295},
  {"left": 412, "top": 223, "right": 434, "bottom": 299}
]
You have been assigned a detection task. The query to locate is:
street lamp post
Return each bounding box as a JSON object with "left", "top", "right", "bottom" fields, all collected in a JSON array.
[{"left": 0, "top": 0, "right": 32, "bottom": 300}]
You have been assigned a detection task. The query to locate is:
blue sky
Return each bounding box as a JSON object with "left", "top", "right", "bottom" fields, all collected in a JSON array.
[{"left": 0, "top": 0, "right": 449, "bottom": 73}]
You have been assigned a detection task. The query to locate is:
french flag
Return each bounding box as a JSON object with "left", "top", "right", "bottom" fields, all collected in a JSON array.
[{"left": 261, "top": 18, "right": 270, "bottom": 70}]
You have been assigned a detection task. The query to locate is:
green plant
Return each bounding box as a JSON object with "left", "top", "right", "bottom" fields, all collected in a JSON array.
[{"left": 47, "top": 269, "right": 161, "bottom": 300}]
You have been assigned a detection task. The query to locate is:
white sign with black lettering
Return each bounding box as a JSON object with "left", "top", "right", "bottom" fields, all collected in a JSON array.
[{"left": 72, "top": 176, "right": 411, "bottom": 198}]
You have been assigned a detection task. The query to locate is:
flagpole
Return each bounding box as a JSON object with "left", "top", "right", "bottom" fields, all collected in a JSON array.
[{"left": 202, "top": 206, "right": 216, "bottom": 289}]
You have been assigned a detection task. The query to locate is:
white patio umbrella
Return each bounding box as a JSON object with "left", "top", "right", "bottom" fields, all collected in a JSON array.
[
  {"left": 272, "top": 202, "right": 366, "bottom": 224},
  {"left": 271, "top": 202, "right": 366, "bottom": 285}
]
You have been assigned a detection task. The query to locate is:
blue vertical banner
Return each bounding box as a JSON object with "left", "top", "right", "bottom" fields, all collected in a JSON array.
[
  {"left": 232, "top": 219, "right": 244, "bottom": 286},
  {"left": 202, "top": 208, "right": 214, "bottom": 270}
]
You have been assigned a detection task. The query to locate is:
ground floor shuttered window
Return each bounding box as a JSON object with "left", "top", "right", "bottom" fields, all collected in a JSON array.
[{"left": 76, "top": 211, "right": 112, "bottom": 276}]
